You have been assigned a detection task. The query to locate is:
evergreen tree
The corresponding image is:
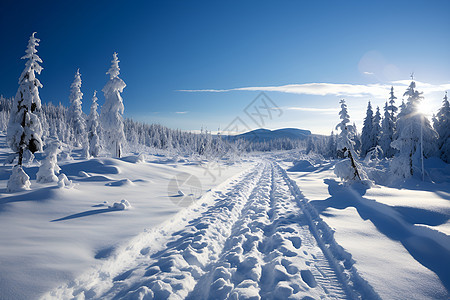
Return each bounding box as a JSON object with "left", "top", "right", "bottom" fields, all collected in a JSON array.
[
  {"left": 387, "top": 86, "right": 398, "bottom": 119},
  {"left": 335, "top": 99, "right": 361, "bottom": 180},
  {"left": 380, "top": 102, "right": 396, "bottom": 157},
  {"left": 87, "top": 91, "right": 101, "bottom": 157},
  {"left": 101, "top": 52, "right": 126, "bottom": 158},
  {"left": 433, "top": 92, "right": 450, "bottom": 162},
  {"left": 390, "top": 81, "right": 437, "bottom": 178},
  {"left": 7, "top": 33, "right": 44, "bottom": 191},
  {"left": 68, "top": 69, "right": 87, "bottom": 149},
  {"left": 326, "top": 130, "right": 337, "bottom": 158},
  {"left": 360, "top": 101, "right": 375, "bottom": 156},
  {"left": 372, "top": 106, "right": 381, "bottom": 148}
]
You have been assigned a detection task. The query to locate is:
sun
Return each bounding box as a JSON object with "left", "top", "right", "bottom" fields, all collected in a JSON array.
[{"left": 416, "top": 99, "right": 434, "bottom": 118}]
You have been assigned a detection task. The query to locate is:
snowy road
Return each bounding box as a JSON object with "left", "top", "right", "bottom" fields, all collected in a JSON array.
[{"left": 46, "top": 160, "right": 376, "bottom": 299}]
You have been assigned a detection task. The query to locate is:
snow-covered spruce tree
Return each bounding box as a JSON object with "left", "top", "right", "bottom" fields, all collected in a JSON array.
[
  {"left": 372, "top": 106, "right": 381, "bottom": 149},
  {"left": 326, "top": 131, "right": 337, "bottom": 158},
  {"left": 335, "top": 99, "right": 361, "bottom": 180},
  {"left": 387, "top": 86, "right": 398, "bottom": 120},
  {"left": 6, "top": 33, "right": 44, "bottom": 191},
  {"left": 101, "top": 52, "right": 126, "bottom": 158},
  {"left": 433, "top": 92, "right": 450, "bottom": 162},
  {"left": 36, "top": 136, "right": 61, "bottom": 183},
  {"left": 360, "top": 101, "right": 375, "bottom": 157},
  {"left": 68, "top": 69, "right": 87, "bottom": 150},
  {"left": 87, "top": 91, "right": 101, "bottom": 157},
  {"left": 380, "top": 102, "right": 396, "bottom": 157},
  {"left": 390, "top": 81, "right": 437, "bottom": 178}
]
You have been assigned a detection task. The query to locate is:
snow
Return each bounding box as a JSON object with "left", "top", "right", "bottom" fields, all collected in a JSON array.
[
  {"left": 110, "top": 199, "right": 131, "bottom": 210},
  {"left": 6, "top": 165, "right": 31, "bottom": 192},
  {"left": 0, "top": 133, "right": 449, "bottom": 299},
  {"left": 0, "top": 135, "right": 254, "bottom": 299},
  {"left": 283, "top": 157, "right": 450, "bottom": 299}
]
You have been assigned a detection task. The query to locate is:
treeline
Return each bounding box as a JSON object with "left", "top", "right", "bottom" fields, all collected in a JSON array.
[{"left": 330, "top": 81, "right": 450, "bottom": 181}]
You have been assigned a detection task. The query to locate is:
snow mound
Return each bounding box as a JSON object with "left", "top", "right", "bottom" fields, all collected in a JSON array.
[
  {"left": 110, "top": 199, "right": 131, "bottom": 210},
  {"left": 6, "top": 166, "right": 31, "bottom": 192},
  {"left": 121, "top": 154, "right": 146, "bottom": 164},
  {"left": 105, "top": 179, "right": 134, "bottom": 187},
  {"left": 57, "top": 174, "right": 73, "bottom": 188},
  {"left": 288, "top": 159, "right": 316, "bottom": 172}
]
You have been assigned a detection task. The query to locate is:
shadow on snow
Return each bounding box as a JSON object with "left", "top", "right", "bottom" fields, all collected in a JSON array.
[{"left": 310, "top": 179, "right": 450, "bottom": 292}]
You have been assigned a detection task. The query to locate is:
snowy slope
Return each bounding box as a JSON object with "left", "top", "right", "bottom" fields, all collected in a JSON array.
[{"left": 281, "top": 157, "right": 450, "bottom": 299}]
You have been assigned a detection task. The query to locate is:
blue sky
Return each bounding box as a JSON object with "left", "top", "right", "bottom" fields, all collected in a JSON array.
[{"left": 1, "top": 0, "right": 449, "bottom": 134}]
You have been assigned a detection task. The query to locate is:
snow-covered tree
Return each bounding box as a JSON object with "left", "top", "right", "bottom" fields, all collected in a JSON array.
[
  {"left": 68, "top": 69, "right": 86, "bottom": 149},
  {"left": 433, "top": 92, "right": 450, "bottom": 162},
  {"left": 380, "top": 102, "right": 396, "bottom": 157},
  {"left": 360, "top": 101, "right": 375, "bottom": 156},
  {"left": 7, "top": 33, "right": 44, "bottom": 191},
  {"left": 326, "top": 130, "right": 337, "bottom": 158},
  {"left": 101, "top": 52, "right": 126, "bottom": 158},
  {"left": 335, "top": 99, "right": 361, "bottom": 180},
  {"left": 387, "top": 86, "right": 398, "bottom": 119},
  {"left": 87, "top": 91, "right": 101, "bottom": 157},
  {"left": 372, "top": 106, "right": 381, "bottom": 148},
  {"left": 36, "top": 137, "right": 61, "bottom": 183},
  {"left": 390, "top": 81, "right": 437, "bottom": 178}
]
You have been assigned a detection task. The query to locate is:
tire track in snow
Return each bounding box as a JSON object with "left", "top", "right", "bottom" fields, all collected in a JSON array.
[
  {"left": 45, "top": 160, "right": 379, "bottom": 299},
  {"left": 188, "top": 161, "right": 349, "bottom": 299}
]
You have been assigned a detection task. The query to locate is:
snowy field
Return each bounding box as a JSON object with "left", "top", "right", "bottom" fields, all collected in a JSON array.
[{"left": 0, "top": 134, "right": 449, "bottom": 299}]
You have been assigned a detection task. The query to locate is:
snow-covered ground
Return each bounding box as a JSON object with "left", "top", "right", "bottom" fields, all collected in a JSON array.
[
  {"left": 279, "top": 156, "right": 450, "bottom": 299},
  {"left": 0, "top": 135, "right": 449, "bottom": 299}
]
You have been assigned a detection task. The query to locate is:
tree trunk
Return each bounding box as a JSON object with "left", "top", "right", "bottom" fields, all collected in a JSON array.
[{"left": 345, "top": 147, "right": 361, "bottom": 180}]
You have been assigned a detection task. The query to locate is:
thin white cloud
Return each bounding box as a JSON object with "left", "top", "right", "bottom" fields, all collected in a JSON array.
[
  {"left": 175, "top": 111, "right": 189, "bottom": 114},
  {"left": 284, "top": 106, "right": 339, "bottom": 114},
  {"left": 178, "top": 81, "right": 450, "bottom": 99},
  {"left": 363, "top": 71, "right": 374, "bottom": 75}
]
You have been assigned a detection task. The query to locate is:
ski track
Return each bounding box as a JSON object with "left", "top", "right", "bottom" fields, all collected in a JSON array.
[{"left": 46, "top": 160, "right": 378, "bottom": 300}]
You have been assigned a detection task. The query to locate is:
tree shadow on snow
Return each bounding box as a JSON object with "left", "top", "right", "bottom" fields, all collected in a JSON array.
[
  {"left": 310, "top": 179, "right": 450, "bottom": 292},
  {"left": 50, "top": 207, "right": 122, "bottom": 222},
  {"left": 0, "top": 186, "right": 58, "bottom": 212}
]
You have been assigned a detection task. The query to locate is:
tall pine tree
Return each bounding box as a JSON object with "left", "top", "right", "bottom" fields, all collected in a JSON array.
[
  {"left": 372, "top": 106, "right": 381, "bottom": 149},
  {"left": 360, "top": 101, "right": 375, "bottom": 156},
  {"left": 433, "top": 92, "right": 450, "bottom": 162},
  {"left": 380, "top": 102, "right": 396, "bottom": 157},
  {"left": 68, "top": 69, "right": 87, "bottom": 149},
  {"left": 335, "top": 99, "right": 361, "bottom": 180},
  {"left": 7, "top": 33, "right": 44, "bottom": 191},
  {"left": 87, "top": 91, "right": 101, "bottom": 157},
  {"left": 101, "top": 52, "right": 126, "bottom": 158}
]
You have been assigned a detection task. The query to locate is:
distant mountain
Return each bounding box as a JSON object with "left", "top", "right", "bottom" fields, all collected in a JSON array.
[{"left": 228, "top": 128, "right": 312, "bottom": 142}]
